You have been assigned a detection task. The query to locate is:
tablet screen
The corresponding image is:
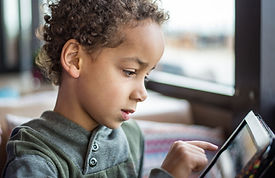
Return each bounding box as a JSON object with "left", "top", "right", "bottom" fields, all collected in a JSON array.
[{"left": 204, "top": 124, "right": 257, "bottom": 178}]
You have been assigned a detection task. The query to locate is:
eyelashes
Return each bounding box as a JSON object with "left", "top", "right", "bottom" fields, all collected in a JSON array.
[
  {"left": 123, "top": 69, "right": 136, "bottom": 77},
  {"left": 123, "top": 69, "right": 149, "bottom": 82}
]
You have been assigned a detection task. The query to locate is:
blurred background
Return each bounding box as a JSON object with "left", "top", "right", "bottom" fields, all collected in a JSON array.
[
  {"left": 0, "top": 0, "right": 275, "bottom": 131},
  {"left": 0, "top": 0, "right": 235, "bottom": 98},
  {"left": 0, "top": 0, "right": 53, "bottom": 96},
  {"left": 0, "top": 0, "right": 275, "bottom": 176}
]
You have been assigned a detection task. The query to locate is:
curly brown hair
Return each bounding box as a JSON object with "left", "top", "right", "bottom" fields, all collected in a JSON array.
[{"left": 36, "top": 0, "right": 168, "bottom": 85}]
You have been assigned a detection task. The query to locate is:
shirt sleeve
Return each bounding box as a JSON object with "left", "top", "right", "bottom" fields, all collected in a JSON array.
[
  {"left": 149, "top": 168, "right": 173, "bottom": 178},
  {"left": 3, "top": 154, "right": 58, "bottom": 178}
]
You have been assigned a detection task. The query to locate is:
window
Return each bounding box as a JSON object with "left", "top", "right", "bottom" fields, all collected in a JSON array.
[
  {"left": 147, "top": 0, "right": 275, "bottom": 131},
  {"left": 151, "top": 0, "right": 235, "bottom": 96},
  {"left": 0, "top": 0, "right": 39, "bottom": 73},
  {"left": 0, "top": 0, "right": 20, "bottom": 72}
]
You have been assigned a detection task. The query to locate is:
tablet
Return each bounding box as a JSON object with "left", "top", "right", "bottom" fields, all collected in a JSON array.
[{"left": 200, "top": 111, "right": 275, "bottom": 178}]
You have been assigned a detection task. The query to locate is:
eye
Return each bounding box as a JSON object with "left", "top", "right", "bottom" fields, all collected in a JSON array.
[{"left": 123, "top": 69, "right": 136, "bottom": 77}]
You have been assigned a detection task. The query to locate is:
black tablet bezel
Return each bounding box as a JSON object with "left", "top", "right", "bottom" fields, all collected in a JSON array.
[{"left": 200, "top": 111, "right": 273, "bottom": 178}]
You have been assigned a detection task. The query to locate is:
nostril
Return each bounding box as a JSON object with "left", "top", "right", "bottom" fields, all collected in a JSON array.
[{"left": 139, "top": 93, "right": 147, "bottom": 102}]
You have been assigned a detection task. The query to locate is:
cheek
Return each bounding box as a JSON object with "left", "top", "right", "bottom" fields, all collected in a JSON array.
[
  {"left": 78, "top": 66, "right": 129, "bottom": 111},
  {"left": 91, "top": 80, "right": 127, "bottom": 107},
  {"left": 102, "top": 83, "right": 128, "bottom": 103}
]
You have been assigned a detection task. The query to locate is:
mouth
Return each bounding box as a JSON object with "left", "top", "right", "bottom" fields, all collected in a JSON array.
[
  {"left": 121, "top": 109, "right": 135, "bottom": 121},
  {"left": 121, "top": 109, "right": 135, "bottom": 114}
]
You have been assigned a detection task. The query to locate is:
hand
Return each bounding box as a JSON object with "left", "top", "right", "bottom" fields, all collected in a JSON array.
[{"left": 161, "top": 140, "right": 218, "bottom": 178}]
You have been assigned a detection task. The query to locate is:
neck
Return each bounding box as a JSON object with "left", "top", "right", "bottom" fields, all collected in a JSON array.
[{"left": 54, "top": 79, "right": 98, "bottom": 131}]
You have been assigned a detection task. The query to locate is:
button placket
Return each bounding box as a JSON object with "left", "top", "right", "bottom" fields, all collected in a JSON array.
[
  {"left": 89, "top": 141, "right": 99, "bottom": 168},
  {"left": 84, "top": 126, "right": 104, "bottom": 174}
]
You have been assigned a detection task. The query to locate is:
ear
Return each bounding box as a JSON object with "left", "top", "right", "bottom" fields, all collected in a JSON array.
[{"left": 60, "top": 39, "right": 81, "bottom": 78}]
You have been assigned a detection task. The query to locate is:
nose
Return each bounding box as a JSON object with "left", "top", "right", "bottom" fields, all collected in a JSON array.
[{"left": 130, "top": 82, "right": 148, "bottom": 102}]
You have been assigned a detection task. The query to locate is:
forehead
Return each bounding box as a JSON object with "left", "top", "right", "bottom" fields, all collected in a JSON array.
[
  {"left": 121, "top": 20, "right": 163, "bottom": 44},
  {"left": 117, "top": 20, "right": 165, "bottom": 57}
]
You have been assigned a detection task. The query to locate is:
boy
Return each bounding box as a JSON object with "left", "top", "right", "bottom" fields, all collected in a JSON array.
[{"left": 3, "top": 0, "right": 218, "bottom": 177}]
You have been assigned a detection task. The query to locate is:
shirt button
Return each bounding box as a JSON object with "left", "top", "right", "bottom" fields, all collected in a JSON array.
[
  {"left": 92, "top": 142, "right": 99, "bottom": 151},
  {"left": 89, "top": 157, "right": 97, "bottom": 167}
]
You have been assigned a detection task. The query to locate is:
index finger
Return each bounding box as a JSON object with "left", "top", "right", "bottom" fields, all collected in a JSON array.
[{"left": 186, "top": 141, "right": 218, "bottom": 151}]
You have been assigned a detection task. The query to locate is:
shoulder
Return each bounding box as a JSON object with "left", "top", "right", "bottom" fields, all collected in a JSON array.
[
  {"left": 5, "top": 116, "right": 62, "bottom": 167},
  {"left": 3, "top": 154, "right": 57, "bottom": 178},
  {"left": 6, "top": 125, "right": 54, "bottom": 164},
  {"left": 8, "top": 118, "right": 52, "bottom": 149}
]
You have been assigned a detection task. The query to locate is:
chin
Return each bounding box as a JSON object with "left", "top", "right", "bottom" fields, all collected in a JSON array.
[{"left": 105, "top": 122, "right": 122, "bottom": 130}]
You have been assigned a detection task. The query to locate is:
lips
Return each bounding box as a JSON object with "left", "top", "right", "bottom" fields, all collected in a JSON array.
[
  {"left": 121, "top": 109, "right": 135, "bottom": 121},
  {"left": 121, "top": 109, "right": 135, "bottom": 114}
]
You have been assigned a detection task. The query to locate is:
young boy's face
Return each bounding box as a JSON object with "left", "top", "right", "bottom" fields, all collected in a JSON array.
[{"left": 76, "top": 20, "right": 165, "bottom": 130}]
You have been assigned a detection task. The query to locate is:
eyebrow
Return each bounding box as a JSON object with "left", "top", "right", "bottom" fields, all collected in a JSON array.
[
  {"left": 120, "top": 57, "right": 157, "bottom": 71},
  {"left": 121, "top": 57, "right": 149, "bottom": 68}
]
